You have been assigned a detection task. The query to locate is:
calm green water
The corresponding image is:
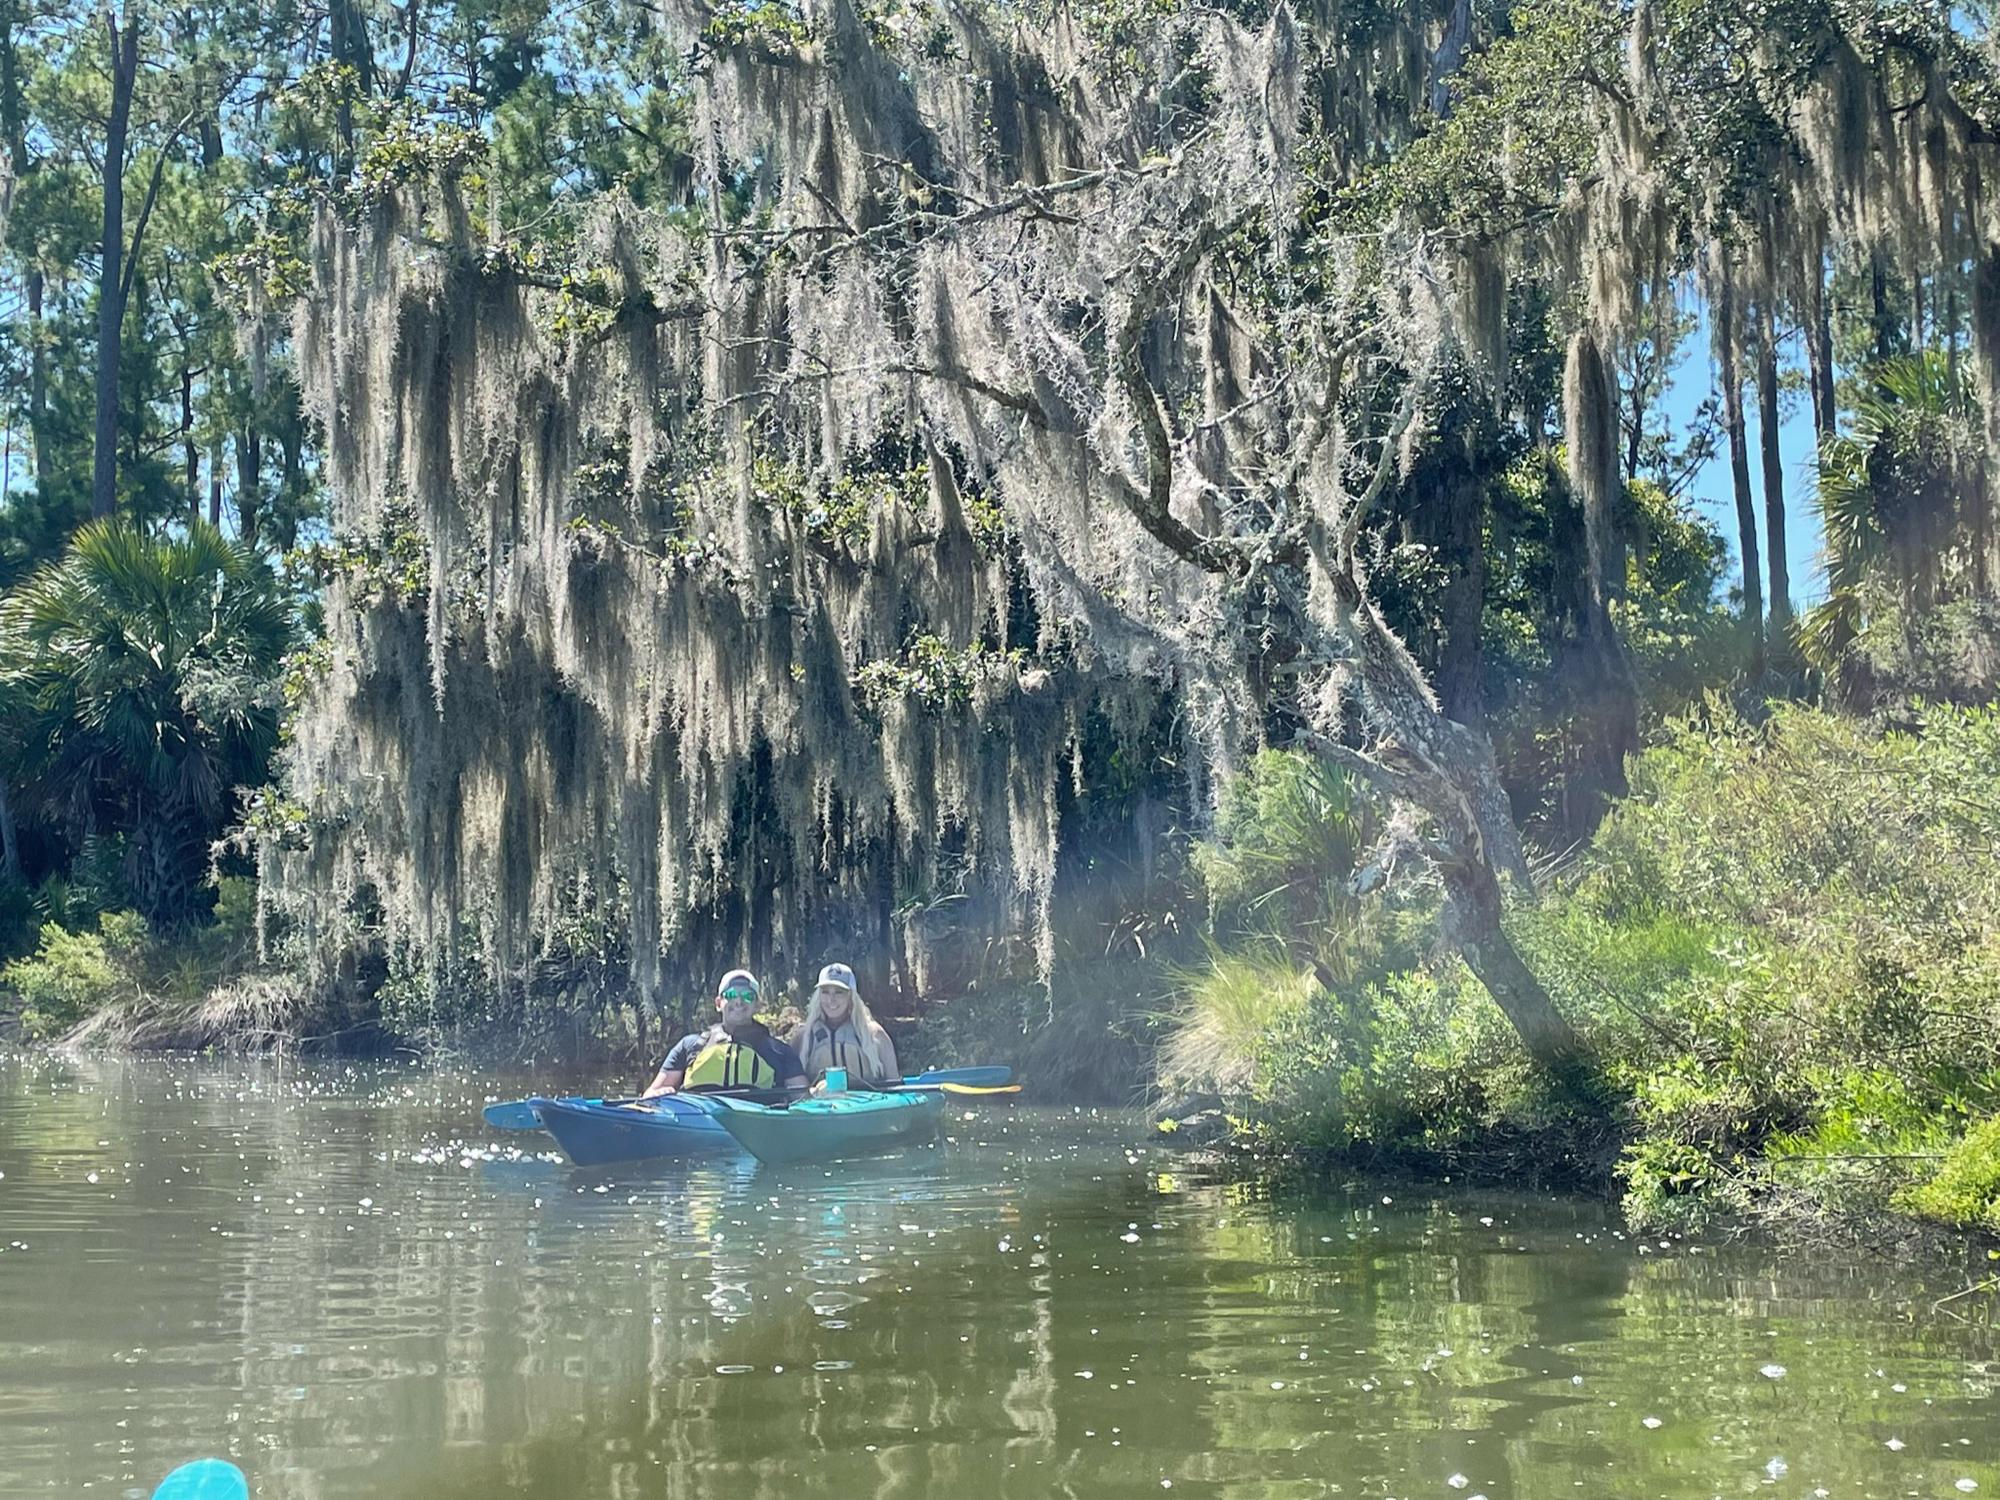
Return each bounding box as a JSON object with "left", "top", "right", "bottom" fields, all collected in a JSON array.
[{"left": 1, "top": 1054, "right": 1996, "bottom": 1499}]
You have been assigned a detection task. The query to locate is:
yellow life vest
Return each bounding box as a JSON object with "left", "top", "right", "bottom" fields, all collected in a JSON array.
[{"left": 683, "top": 1028, "right": 782, "bottom": 1090}]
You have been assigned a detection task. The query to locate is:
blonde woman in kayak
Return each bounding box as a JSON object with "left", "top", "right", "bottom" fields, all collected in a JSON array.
[{"left": 797, "top": 962, "right": 900, "bottom": 1086}]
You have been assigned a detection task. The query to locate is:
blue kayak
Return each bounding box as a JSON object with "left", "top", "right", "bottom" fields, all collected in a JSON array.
[
  {"left": 691, "top": 1089, "right": 942, "bottom": 1166},
  {"left": 530, "top": 1095, "right": 737, "bottom": 1166}
]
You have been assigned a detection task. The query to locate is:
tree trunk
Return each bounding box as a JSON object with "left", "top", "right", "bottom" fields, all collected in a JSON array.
[
  {"left": 182, "top": 365, "right": 199, "bottom": 519},
  {"left": 1716, "top": 250, "right": 1763, "bottom": 668},
  {"left": 92, "top": 4, "right": 140, "bottom": 521},
  {"left": 1870, "top": 248, "right": 1899, "bottom": 366},
  {"left": 1439, "top": 854, "right": 1584, "bottom": 1071},
  {"left": 1947, "top": 284, "right": 1960, "bottom": 401},
  {"left": 1427, "top": 0, "right": 1473, "bottom": 117},
  {"left": 0, "top": 778, "right": 19, "bottom": 884},
  {"left": 209, "top": 436, "right": 224, "bottom": 527},
  {"left": 275, "top": 417, "right": 304, "bottom": 548},
  {"left": 24, "top": 267, "right": 44, "bottom": 488},
  {"left": 0, "top": 2, "right": 45, "bottom": 492},
  {"left": 328, "top": 0, "right": 375, "bottom": 171},
  {"left": 1755, "top": 289, "right": 1790, "bottom": 630},
  {"left": 235, "top": 426, "right": 261, "bottom": 542},
  {"left": 1561, "top": 328, "right": 1639, "bottom": 824},
  {"left": 1809, "top": 252, "right": 1836, "bottom": 442},
  {"left": 1434, "top": 446, "right": 1486, "bottom": 726},
  {"left": 1970, "top": 247, "right": 2000, "bottom": 599}
]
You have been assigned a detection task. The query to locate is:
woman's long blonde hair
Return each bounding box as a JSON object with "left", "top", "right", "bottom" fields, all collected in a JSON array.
[{"left": 798, "top": 984, "right": 890, "bottom": 1082}]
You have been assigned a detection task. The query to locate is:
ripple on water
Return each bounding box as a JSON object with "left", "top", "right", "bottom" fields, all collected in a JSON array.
[{"left": 1, "top": 1053, "right": 1998, "bottom": 1500}]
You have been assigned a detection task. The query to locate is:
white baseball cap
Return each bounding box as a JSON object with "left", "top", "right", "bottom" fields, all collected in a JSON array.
[
  {"left": 716, "top": 968, "right": 760, "bottom": 1000},
  {"left": 816, "top": 962, "right": 857, "bottom": 992}
]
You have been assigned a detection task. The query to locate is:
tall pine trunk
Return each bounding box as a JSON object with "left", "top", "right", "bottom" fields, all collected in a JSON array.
[
  {"left": 0, "top": 2, "right": 45, "bottom": 492},
  {"left": 92, "top": 4, "right": 140, "bottom": 520},
  {"left": 182, "top": 365, "right": 199, "bottom": 518},
  {"left": 1716, "top": 249, "right": 1764, "bottom": 669},
  {"left": 1809, "top": 251, "right": 1836, "bottom": 441},
  {"left": 209, "top": 436, "right": 224, "bottom": 527},
  {"left": 1755, "top": 280, "right": 1790, "bottom": 631}
]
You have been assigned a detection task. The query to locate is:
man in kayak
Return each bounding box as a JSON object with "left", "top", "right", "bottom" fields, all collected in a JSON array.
[
  {"left": 642, "top": 969, "right": 808, "bottom": 1097},
  {"left": 797, "top": 962, "right": 901, "bottom": 1086}
]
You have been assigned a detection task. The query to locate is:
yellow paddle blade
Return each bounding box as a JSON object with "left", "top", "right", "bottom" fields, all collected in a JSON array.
[{"left": 932, "top": 1082, "right": 1022, "bottom": 1095}]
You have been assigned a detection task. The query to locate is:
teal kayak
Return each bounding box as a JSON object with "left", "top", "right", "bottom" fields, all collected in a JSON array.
[{"left": 692, "top": 1089, "right": 943, "bottom": 1165}]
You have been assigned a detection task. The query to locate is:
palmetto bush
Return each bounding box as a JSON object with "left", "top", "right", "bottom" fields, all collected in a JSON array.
[
  {"left": 0, "top": 521, "right": 290, "bottom": 931},
  {"left": 1802, "top": 353, "right": 1998, "bottom": 705}
]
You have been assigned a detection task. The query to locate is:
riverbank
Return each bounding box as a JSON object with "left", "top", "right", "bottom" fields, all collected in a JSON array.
[
  {"left": 1151, "top": 703, "right": 2000, "bottom": 1247},
  {"left": 7, "top": 703, "right": 1999, "bottom": 1253}
]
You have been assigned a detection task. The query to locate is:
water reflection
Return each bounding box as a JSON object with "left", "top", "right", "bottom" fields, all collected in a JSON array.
[{"left": 0, "top": 1053, "right": 1996, "bottom": 1499}]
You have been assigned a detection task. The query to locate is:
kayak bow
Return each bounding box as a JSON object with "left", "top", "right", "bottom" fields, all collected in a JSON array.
[{"left": 530, "top": 1095, "right": 738, "bottom": 1166}]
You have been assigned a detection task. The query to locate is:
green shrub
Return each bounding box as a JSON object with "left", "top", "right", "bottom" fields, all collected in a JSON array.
[
  {"left": 1896, "top": 1114, "right": 2000, "bottom": 1232},
  {"left": 3, "top": 912, "right": 148, "bottom": 1039},
  {"left": 1175, "top": 702, "right": 2000, "bottom": 1234}
]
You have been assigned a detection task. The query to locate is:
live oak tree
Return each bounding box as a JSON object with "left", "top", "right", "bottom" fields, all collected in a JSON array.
[
  {"left": 247, "top": 0, "right": 2000, "bottom": 1066},
  {"left": 276, "top": 0, "right": 1593, "bottom": 1061}
]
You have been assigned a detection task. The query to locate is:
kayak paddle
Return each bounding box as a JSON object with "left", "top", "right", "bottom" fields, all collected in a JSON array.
[
  {"left": 151, "top": 1460, "right": 248, "bottom": 1500},
  {"left": 482, "top": 1066, "right": 1012, "bottom": 1131},
  {"left": 910, "top": 1065, "right": 1012, "bottom": 1088}
]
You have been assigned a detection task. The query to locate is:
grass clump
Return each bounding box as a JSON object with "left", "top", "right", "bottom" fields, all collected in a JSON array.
[{"left": 1161, "top": 946, "right": 1318, "bottom": 1093}]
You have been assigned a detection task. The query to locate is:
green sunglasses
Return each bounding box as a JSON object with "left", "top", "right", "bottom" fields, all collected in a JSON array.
[{"left": 719, "top": 986, "right": 758, "bottom": 1002}]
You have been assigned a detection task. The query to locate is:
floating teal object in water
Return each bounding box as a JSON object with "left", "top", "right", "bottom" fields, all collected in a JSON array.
[{"left": 151, "top": 1459, "right": 248, "bottom": 1500}]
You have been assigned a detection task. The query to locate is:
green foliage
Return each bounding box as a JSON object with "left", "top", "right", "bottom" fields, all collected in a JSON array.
[
  {"left": 854, "top": 634, "right": 1022, "bottom": 713},
  {"left": 0, "top": 522, "right": 291, "bottom": 933},
  {"left": 1183, "top": 703, "right": 2000, "bottom": 1233},
  {"left": 747, "top": 450, "right": 930, "bottom": 550},
  {"left": 1897, "top": 1115, "right": 2000, "bottom": 1233},
  {"left": 350, "top": 109, "right": 488, "bottom": 205},
  {"left": 291, "top": 497, "right": 433, "bottom": 607},
  {"left": 0, "top": 875, "right": 278, "bottom": 1041},
  {"left": 1191, "top": 751, "right": 1377, "bottom": 983},
  {"left": 4, "top": 911, "right": 146, "bottom": 1039},
  {"left": 699, "top": 0, "right": 816, "bottom": 58},
  {"left": 1804, "top": 352, "right": 1996, "bottom": 707}
]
